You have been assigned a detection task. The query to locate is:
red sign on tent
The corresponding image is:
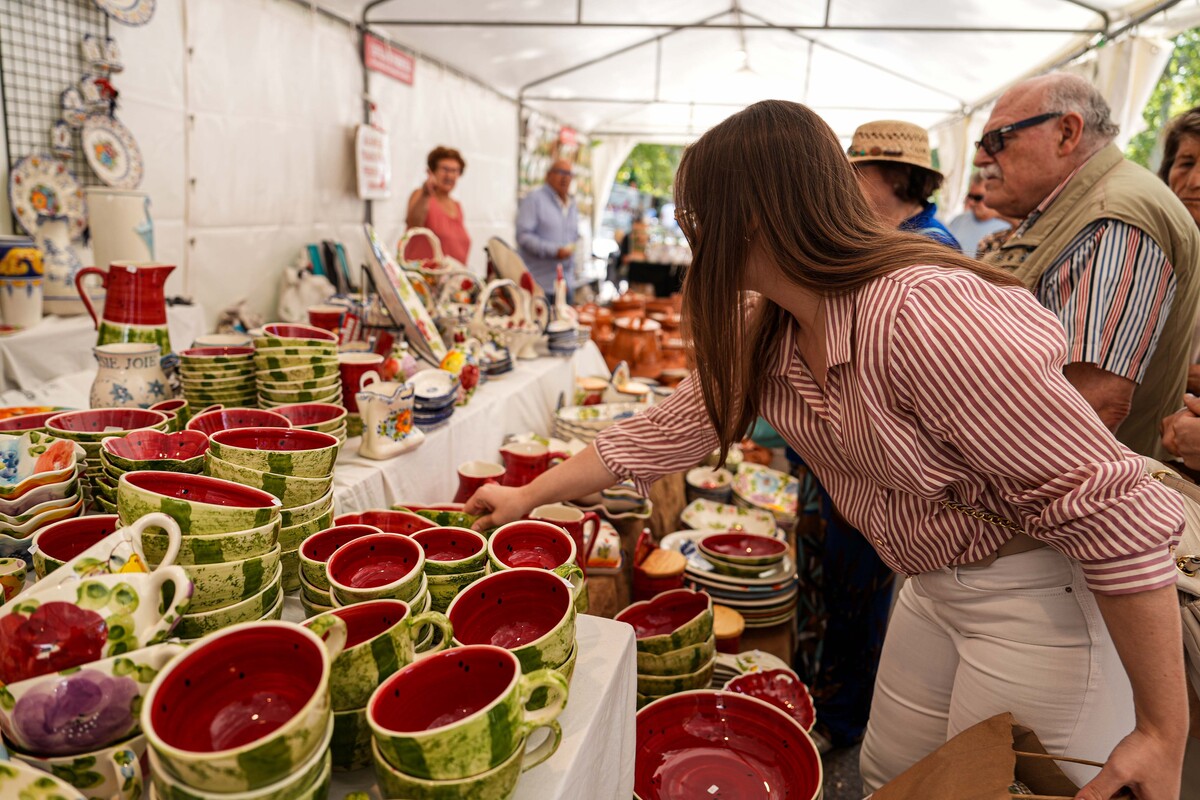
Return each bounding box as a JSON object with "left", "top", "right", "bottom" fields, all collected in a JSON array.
[{"left": 363, "top": 33, "right": 414, "bottom": 85}]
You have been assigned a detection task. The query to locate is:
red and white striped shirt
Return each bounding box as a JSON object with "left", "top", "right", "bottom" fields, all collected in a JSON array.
[{"left": 594, "top": 265, "right": 1184, "bottom": 595}]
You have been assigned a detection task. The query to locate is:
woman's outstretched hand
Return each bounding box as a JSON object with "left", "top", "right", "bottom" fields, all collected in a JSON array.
[
  {"left": 1074, "top": 726, "right": 1183, "bottom": 800},
  {"left": 464, "top": 484, "right": 533, "bottom": 531}
]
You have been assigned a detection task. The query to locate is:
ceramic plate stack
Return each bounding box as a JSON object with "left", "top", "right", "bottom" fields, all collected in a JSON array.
[
  {"left": 253, "top": 323, "right": 342, "bottom": 409},
  {"left": 685, "top": 466, "right": 734, "bottom": 505},
  {"left": 204, "top": 427, "right": 339, "bottom": 592},
  {"left": 45, "top": 408, "right": 171, "bottom": 511},
  {"left": 0, "top": 432, "right": 85, "bottom": 558},
  {"left": 732, "top": 463, "right": 800, "bottom": 528},
  {"left": 272, "top": 402, "right": 348, "bottom": 444},
  {"left": 553, "top": 402, "right": 644, "bottom": 444},
  {"left": 410, "top": 369, "right": 459, "bottom": 431},
  {"left": 116, "top": 471, "right": 285, "bottom": 640},
  {"left": 178, "top": 346, "right": 257, "bottom": 410},
  {"left": 480, "top": 340, "right": 513, "bottom": 377},
  {"left": 95, "top": 430, "right": 208, "bottom": 512},
  {"left": 661, "top": 530, "right": 800, "bottom": 630},
  {"left": 546, "top": 320, "right": 580, "bottom": 356},
  {"left": 616, "top": 589, "right": 717, "bottom": 709}
]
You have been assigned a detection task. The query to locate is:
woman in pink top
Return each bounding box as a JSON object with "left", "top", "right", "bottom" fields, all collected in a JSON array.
[
  {"left": 466, "top": 101, "right": 1187, "bottom": 798},
  {"left": 404, "top": 145, "right": 471, "bottom": 265}
]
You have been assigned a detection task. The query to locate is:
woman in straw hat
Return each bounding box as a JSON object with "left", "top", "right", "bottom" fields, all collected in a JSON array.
[{"left": 466, "top": 100, "right": 1186, "bottom": 798}]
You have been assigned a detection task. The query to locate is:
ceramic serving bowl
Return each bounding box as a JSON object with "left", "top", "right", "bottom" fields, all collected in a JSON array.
[
  {"left": 679, "top": 498, "right": 777, "bottom": 536},
  {"left": 141, "top": 619, "right": 347, "bottom": 793},
  {"left": 0, "top": 496, "right": 84, "bottom": 541},
  {"left": 0, "top": 641, "right": 186, "bottom": 755},
  {"left": 698, "top": 532, "right": 788, "bottom": 568},
  {"left": 488, "top": 519, "right": 578, "bottom": 572},
  {"left": 331, "top": 705, "right": 372, "bottom": 772},
  {"left": 176, "top": 543, "right": 282, "bottom": 614},
  {"left": 633, "top": 691, "right": 822, "bottom": 800},
  {"left": 0, "top": 569, "right": 192, "bottom": 686},
  {"left": 637, "top": 655, "right": 716, "bottom": 695},
  {"left": 258, "top": 374, "right": 340, "bottom": 393},
  {"left": 253, "top": 355, "right": 339, "bottom": 373},
  {"left": 616, "top": 588, "right": 714, "bottom": 656},
  {"left": 260, "top": 322, "right": 338, "bottom": 346},
  {"left": 149, "top": 399, "right": 189, "bottom": 428},
  {"left": 298, "top": 524, "right": 382, "bottom": 591},
  {"left": 175, "top": 564, "right": 284, "bottom": 640},
  {"left": 367, "top": 644, "right": 567, "bottom": 781},
  {"left": 332, "top": 509, "right": 434, "bottom": 535},
  {"left": 637, "top": 635, "right": 717, "bottom": 677},
  {"left": 0, "top": 410, "right": 62, "bottom": 434},
  {"left": 326, "top": 533, "right": 425, "bottom": 606},
  {"left": 117, "top": 471, "right": 282, "bottom": 535},
  {"left": 411, "top": 526, "right": 488, "bottom": 575},
  {"left": 206, "top": 453, "right": 333, "bottom": 508},
  {"left": 303, "top": 599, "right": 453, "bottom": 712},
  {"left": 0, "top": 431, "right": 84, "bottom": 500},
  {"left": 100, "top": 430, "right": 209, "bottom": 474},
  {"left": 0, "top": 757, "right": 86, "bottom": 800},
  {"left": 208, "top": 428, "right": 340, "bottom": 479},
  {"left": 409, "top": 369, "right": 460, "bottom": 407},
  {"left": 178, "top": 346, "right": 255, "bottom": 365},
  {"left": 281, "top": 489, "right": 334, "bottom": 528},
  {"left": 0, "top": 556, "right": 25, "bottom": 603},
  {"left": 426, "top": 568, "right": 487, "bottom": 614},
  {"left": 271, "top": 402, "right": 346, "bottom": 431},
  {"left": 0, "top": 471, "right": 82, "bottom": 517},
  {"left": 369, "top": 729, "right": 545, "bottom": 799},
  {"left": 723, "top": 669, "right": 816, "bottom": 732},
  {"left": 299, "top": 572, "right": 335, "bottom": 613},
  {"left": 193, "top": 334, "right": 254, "bottom": 347},
  {"left": 30, "top": 515, "right": 121, "bottom": 578},
  {"left": 8, "top": 730, "right": 147, "bottom": 800},
  {"left": 446, "top": 567, "right": 576, "bottom": 673},
  {"left": 0, "top": 491, "right": 82, "bottom": 527},
  {"left": 46, "top": 409, "right": 171, "bottom": 443},
  {"left": 256, "top": 363, "right": 341, "bottom": 383},
  {"left": 184, "top": 408, "right": 292, "bottom": 436},
  {"left": 279, "top": 509, "right": 334, "bottom": 552},
  {"left": 142, "top": 516, "right": 280, "bottom": 566}
]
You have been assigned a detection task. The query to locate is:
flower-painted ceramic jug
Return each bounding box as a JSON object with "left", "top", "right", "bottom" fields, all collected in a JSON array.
[
  {"left": 75, "top": 261, "right": 173, "bottom": 354},
  {"left": 356, "top": 376, "right": 424, "bottom": 460},
  {"left": 90, "top": 342, "right": 170, "bottom": 409},
  {"left": 35, "top": 214, "right": 86, "bottom": 316}
]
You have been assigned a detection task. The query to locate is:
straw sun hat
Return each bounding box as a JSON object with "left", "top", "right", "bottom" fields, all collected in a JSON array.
[{"left": 846, "top": 119, "right": 942, "bottom": 178}]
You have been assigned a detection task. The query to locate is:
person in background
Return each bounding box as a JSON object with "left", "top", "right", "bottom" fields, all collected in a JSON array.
[
  {"left": 466, "top": 99, "right": 1187, "bottom": 798},
  {"left": 947, "top": 172, "right": 1013, "bottom": 256},
  {"left": 404, "top": 146, "right": 471, "bottom": 265},
  {"left": 976, "top": 73, "right": 1200, "bottom": 462},
  {"left": 516, "top": 158, "right": 579, "bottom": 295},
  {"left": 848, "top": 119, "right": 960, "bottom": 249}
]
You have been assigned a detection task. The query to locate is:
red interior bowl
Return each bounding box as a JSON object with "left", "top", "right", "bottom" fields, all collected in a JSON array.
[
  {"left": 327, "top": 533, "right": 421, "bottom": 590},
  {"left": 47, "top": 408, "right": 168, "bottom": 434},
  {"left": 635, "top": 691, "right": 821, "bottom": 800},
  {"left": 700, "top": 533, "right": 787, "bottom": 559},
  {"left": 411, "top": 527, "right": 485, "bottom": 562},
  {"left": 185, "top": 409, "right": 292, "bottom": 436},
  {"left": 489, "top": 521, "right": 574, "bottom": 570},
  {"left": 102, "top": 430, "right": 209, "bottom": 461},
  {"left": 0, "top": 411, "right": 61, "bottom": 432},
  {"left": 179, "top": 346, "right": 254, "bottom": 359},
  {"left": 122, "top": 471, "right": 280, "bottom": 509},
  {"left": 149, "top": 625, "right": 324, "bottom": 753},
  {"left": 210, "top": 427, "right": 338, "bottom": 452},
  {"left": 724, "top": 670, "right": 816, "bottom": 732},
  {"left": 299, "top": 524, "right": 382, "bottom": 565},
  {"left": 448, "top": 568, "right": 571, "bottom": 649},
  {"left": 150, "top": 399, "right": 188, "bottom": 414},
  {"left": 370, "top": 645, "right": 516, "bottom": 733},
  {"left": 332, "top": 510, "right": 433, "bottom": 536},
  {"left": 262, "top": 323, "right": 337, "bottom": 343},
  {"left": 272, "top": 403, "right": 344, "bottom": 427},
  {"left": 616, "top": 589, "right": 710, "bottom": 639},
  {"left": 34, "top": 514, "right": 120, "bottom": 561},
  {"left": 303, "top": 599, "right": 409, "bottom": 650}
]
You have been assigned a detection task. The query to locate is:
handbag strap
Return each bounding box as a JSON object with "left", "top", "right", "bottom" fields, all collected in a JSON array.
[{"left": 939, "top": 499, "right": 1023, "bottom": 534}]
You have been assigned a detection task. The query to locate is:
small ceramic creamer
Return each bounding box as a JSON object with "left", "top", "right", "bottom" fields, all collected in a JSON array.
[{"left": 90, "top": 342, "right": 170, "bottom": 409}]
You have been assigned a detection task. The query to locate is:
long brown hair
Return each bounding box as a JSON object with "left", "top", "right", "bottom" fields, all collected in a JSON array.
[{"left": 675, "top": 100, "right": 1023, "bottom": 460}]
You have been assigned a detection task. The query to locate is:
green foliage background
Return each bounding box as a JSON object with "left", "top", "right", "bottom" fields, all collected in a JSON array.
[
  {"left": 1127, "top": 29, "right": 1200, "bottom": 169},
  {"left": 614, "top": 144, "right": 685, "bottom": 199}
]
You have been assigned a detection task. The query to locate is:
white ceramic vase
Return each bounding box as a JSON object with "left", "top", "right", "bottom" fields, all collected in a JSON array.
[
  {"left": 86, "top": 188, "right": 154, "bottom": 271},
  {"left": 34, "top": 214, "right": 86, "bottom": 316},
  {"left": 90, "top": 342, "right": 171, "bottom": 409}
]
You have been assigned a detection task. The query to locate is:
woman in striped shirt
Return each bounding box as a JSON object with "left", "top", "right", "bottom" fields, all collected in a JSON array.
[{"left": 466, "top": 100, "right": 1186, "bottom": 798}]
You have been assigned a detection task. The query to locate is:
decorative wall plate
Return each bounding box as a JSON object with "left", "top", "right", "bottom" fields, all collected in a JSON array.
[
  {"left": 363, "top": 223, "right": 448, "bottom": 365},
  {"left": 94, "top": 0, "right": 155, "bottom": 25},
  {"left": 81, "top": 114, "right": 143, "bottom": 189},
  {"left": 7, "top": 154, "right": 87, "bottom": 240}
]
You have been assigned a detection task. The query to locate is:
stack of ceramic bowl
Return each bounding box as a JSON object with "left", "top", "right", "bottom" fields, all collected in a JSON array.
[
  {"left": 411, "top": 526, "right": 488, "bottom": 612},
  {"left": 95, "top": 430, "right": 208, "bottom": 511},
  {"left": 685, "top": 466, "right": 734, "bottom": 505},
  {"left": 141, "top": 621, "right": 337, "bottom": 800},
  {"left": 679, "top": 498, "right": 777, "bottom": 536},
  {"left": 45, "top": 408, "right": 170, "bottom": 509},
  {"left": 366, "top": 643, "right": 568, "bottom": 800},
  {"left": 410, "top": 369, "right": 460, "bottom": 431},
  {"left": 178, "top": 346, "right": 257, "bottom": 410},
  {"left": 486, "top": 520, "right": 588, "bottom": 613},
  {"left": 325, "top": 532, "right": 430, "bottom": 614},
  {"left": 204, "top": 427, "right": 339, "bottom": 591},
  {"left": 553, "top": 402, "right": 644, "bottom": 444},
  {"left": 302, "top": 599, "right": 453, "bottom": 771},
  {"left": 0, "top": 432, "right": 85, "bottom": 558},
  {"left": 297, "top": 524, "right": 383, "bottom": 617},
  {"left": 732, "top": 463, "right": 800, "bottom": 528},
  {"left": 117, "top": 471, "right": 285, "bottom": 639},
  {"left": 616, "top": 588, "right": 716, "bottom": 708},
  {"left": 546, "top": 320, "right": 580, "bottom": 356},
  {"left": 273, "top": 402, "right": 348, "bottom": 444},
  {"left": 253, "top": 323, "right": 342, "bottom": 409},
  {"left": 480, "top": 339, "right": 513, "bottom": 377}
]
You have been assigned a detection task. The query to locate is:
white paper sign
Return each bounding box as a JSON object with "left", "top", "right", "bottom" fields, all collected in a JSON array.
[{"left": 356, "top": 124, "right": 391, "bottom": 200}]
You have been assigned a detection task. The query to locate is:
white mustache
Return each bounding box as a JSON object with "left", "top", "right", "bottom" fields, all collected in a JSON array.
[{"left": 977, "top": 165, "right": 1003, "bottom": 181}]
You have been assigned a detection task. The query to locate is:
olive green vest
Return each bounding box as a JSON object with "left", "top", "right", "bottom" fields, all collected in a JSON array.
[{"left": 983, "top": 144, "right": 1200, "bottom": 459}]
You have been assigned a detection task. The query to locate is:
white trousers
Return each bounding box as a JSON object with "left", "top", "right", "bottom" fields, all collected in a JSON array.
[{"left": 859, "top": 548, "right": 1134, "bottom": 792}]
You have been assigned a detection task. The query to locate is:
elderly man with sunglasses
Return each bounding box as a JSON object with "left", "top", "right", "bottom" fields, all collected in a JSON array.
[
  {"left": 516, "top": 159, "right": 581, "bottom": 295},
  {"left": 976, "top": 72, "right": 1200, "bottom": 461}
]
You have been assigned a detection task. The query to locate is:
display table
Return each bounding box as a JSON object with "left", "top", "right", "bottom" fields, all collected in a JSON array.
[
  {"left": 0, "top": 304, "right": 208, "bottom": 393},
  {"left": 282, "top": 600, "right": 638, "bottom": 799}
]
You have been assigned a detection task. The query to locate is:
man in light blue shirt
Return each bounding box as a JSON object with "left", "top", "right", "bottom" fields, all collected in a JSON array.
[
  {"left": 946, "top": 172, "right": 1012, "bottom": 257},
  {"left": 517, "top": 159, "right": 579, "bottom": 294}
]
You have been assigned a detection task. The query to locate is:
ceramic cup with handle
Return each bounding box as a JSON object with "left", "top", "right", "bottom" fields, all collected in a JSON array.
[
  {"left": 487, "top": 520, "right": 584, "bottom": 596},
  {"left": 453, "top": 460, "right": 506, "bottom": 504},
  {"left": 326, "top": 533, "right": 425, "bottom": 606},
  {"left": 337, "top": 352, "right": 384, "bottom": 413},
  {"left": 529, "top": 503, "right": 600, "bottom": 577}
]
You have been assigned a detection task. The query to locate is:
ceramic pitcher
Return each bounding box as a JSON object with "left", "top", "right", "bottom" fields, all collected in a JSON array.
[
  {"left": 90, "top": 342, "right": 171, "bottom": 409},
  {"left": 75, "top": 261, "right": 174, "bottom": 354},
  {"left": 357, "top": 375, "right": 424, "bottom": 460},
  {"left": 33, "top": 214, "right": 86, "bottom": 316}
]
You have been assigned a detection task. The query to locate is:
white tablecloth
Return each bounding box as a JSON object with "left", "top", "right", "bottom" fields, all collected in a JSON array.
[
  {"left": 0, "top": 305, "right": 208, "bottom": 393},
  {"left": 282, "top": 598, "right": 638, "bottom": 800}
]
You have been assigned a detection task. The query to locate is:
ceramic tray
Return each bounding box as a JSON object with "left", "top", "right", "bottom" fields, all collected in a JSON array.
[
  {"left": 363, "top": 223, "right": 447, "bottom": 366},
  {"left": 678, "top": 499, "right": 776, "bottom": 537}
]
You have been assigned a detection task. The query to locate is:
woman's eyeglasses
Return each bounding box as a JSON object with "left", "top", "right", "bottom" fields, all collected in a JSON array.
[
  {"left": 674, "top": 208, "right": 698, "bottom": 244},
  {"left": 974, "top": 112, "right": 1063, "bottom": 156}
]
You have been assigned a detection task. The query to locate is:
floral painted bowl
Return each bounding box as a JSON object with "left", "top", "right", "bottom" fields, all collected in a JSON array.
[
  {"left": 0, "top": 758, "right": 85, "bottom": 800},
  {"left": 0, "top": 496, "right": 85, "bottom": 540},
  {"left": 100, "top": 430, "right": 210, "bottom": 474},
  {"left": 332, "top": 509, "right": 433, "bottom": 536},
  {"left": 117, "top": 472, "right": 281, "bottom": 536},
  {"left": 0, "top": 569, "right": 192, "bottom": 686},
  {"left": 0, "top": 432, "right": 84, "bottom": 500},
  {"left": 45, "top": 409, "right": 171, "bottom": 443},
  {"left": 0, "top": 469, "right": 83, "bottom": 517},
  {"left": 616, "top": 588, "right": 714, "bottom": 656},
  {"left": 205, "top": 453, "right": 333, "bottom": 508},
  {"left": 184, "top": 408, "right": 291, "bottom": 436},
  {"left": 732, "top": 463, "right": 800, "bottom": 523},
  {"left": 271, "top": 403, "right": 346, "bottom": 431},
  {"left": 723, "top": 669, "right": 816, "bottom": 732},
  {"left": 208, "top": 428, "right": 340, "bottom": 479},
  {"left": 0, "top": 491, "right": 82, "bottom": 527},
  {"left": 0, "top": 641, "right": 186, "bottom": 755},
  {"left": 679, "top": 498, "right": 776, "bottom": 537}
]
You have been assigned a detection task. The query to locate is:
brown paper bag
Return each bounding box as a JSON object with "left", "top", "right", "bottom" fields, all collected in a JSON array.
[{"left": 872, "top": 712, "right": 1081, "bottom": 800}]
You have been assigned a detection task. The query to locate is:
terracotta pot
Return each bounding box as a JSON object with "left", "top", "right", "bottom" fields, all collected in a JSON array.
[
  {"left": 645, "top": 298, "right": 674, "bottom": 317},
  {"left": 589, "top": 307, "right": 614, "bottom": 339},
  {"left": 661, "top": 337, "right": 688, "bottom": 372},
  {"left": 650, "top": 312, "right": 682, "bottom": 336},
  {"left": 611, "top": 293, "right": 646, "bottom": 319},
  {"left": 607, "top": 317, "right": 661, "bottom": 378}
]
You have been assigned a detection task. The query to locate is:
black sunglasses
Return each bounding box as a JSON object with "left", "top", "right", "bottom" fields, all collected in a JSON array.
[
  {"left": 967, "top": 193, "right": 985, "bottom": 202},
  {"left": 975, "top": 112, "right": 1064, "bottom": 156}
]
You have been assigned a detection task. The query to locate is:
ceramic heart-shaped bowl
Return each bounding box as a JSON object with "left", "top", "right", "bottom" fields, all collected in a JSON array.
[
  {"left": 101, "top": 429, "right": 210, "bottom": 473},
  {"left": 0, "top": 431, "right": 84, "bottom": 500}
]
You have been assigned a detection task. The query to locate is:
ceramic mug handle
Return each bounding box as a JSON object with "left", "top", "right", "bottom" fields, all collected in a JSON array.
[
  {"left": 520, "top": 719, "right": 563, "bottom": 773},
  {"left": 410, "top": 610, "right": 454, "bottom": 657},
  {"left": 125, "top": 511, "right": 182, "bottom": 570},
  {"left": 310, "top": 613, "right": 348, "bottom": 661},
  {"left": 107, "top": 744, "right": 145, "bottom": 800},
  {"left": 579, "top": 511, "right": 601, "bottom": 568},
  {"left": 518, "top": 668, "right": 569, "bottom": 730},
  {"left": 553, "top": 563, "right": 585, "bottom": 595},
  {"left": 359, "top": 370, "right": 382, "bottom": 390},
  {"left": 73, "top": 266, "right": 108, "bottom": 329}
]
